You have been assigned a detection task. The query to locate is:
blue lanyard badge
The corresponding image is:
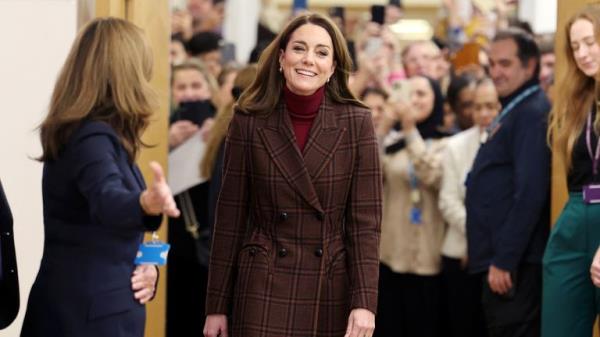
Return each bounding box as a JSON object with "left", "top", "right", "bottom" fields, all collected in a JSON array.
[
  {"left": 134, "top": 232, "right": 170, "bottom": 266},
  {"left": 484, "top": 85, "right": 540, "bottom": 141},
  {"left": 408, "top": 161, "right": 422, "bottom": 225}
]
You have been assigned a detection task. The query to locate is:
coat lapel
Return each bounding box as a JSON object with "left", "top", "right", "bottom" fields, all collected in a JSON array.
[
  {"left": 257, "top": 102, "right": 323, "bottom": 213},
  {"left": 302, "top": 98, "right": 346, "bottom": 181}
]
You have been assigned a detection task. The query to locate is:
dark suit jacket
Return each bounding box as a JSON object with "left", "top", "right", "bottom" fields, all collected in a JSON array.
[
  {"left": 206, "top": 97, "right": 383, "bottom": 337},
  {"left": 21, "top": 120, "right": 161, "bottom": 337},
  {"left": 466, "top": 80, "right": 551, "bottom": 274},
  {"left": 0, "top": 180, "right": 19, "bottom": 329}
]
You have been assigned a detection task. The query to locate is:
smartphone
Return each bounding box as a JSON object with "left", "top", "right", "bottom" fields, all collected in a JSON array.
[
  {"left": 392, "top": 79, "right": 412, "bottom": 103},
  {"left": 455, "top": 0, "right": 473, "bottom": 23},
  {"left": 176, "top": 101, "right": 215, "bottom": 126},
  {"left": 220, "top": 42, "right": 236, "bottom": 64},
  {"left": 364, "top": 37, "right": 383, "bottom": 57},
  {"left": 371, "top": 5, "right": 385, "bottom": 25},
  {"left": 170, "top": 0, "right": 186, "bottom": 11},
  {"left": 328, "top": 6, "right": 345, "bottom": 20}
]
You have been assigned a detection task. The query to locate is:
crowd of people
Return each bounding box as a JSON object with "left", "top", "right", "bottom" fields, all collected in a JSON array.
[{"left": 18, "top": 0, "right": 600, "bottom": 337}]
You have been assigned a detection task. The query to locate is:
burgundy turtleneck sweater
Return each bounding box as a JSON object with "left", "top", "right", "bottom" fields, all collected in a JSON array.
[{"left": 283, "top": 85, "right": 325, "bottom": 152}]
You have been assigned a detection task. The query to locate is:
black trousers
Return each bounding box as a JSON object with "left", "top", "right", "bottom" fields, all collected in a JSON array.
[
  {"left": 441, "top": 256, "right": 488, "bottom": 337},
  {"left": 479, "top": 263, "right": 541, "bottom": 337},
  {"left": 374, "top": 263, "right": 441, "bottom": 337},
  {"left": 166, "top": 214, "right": 209, "bottom": 337}
]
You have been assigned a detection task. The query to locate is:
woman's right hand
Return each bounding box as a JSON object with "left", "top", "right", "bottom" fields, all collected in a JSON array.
[
  {"left": 204, "top": 314, "right": 228, "bottom": 337},
  {"left": 168, "top": 120, "right": 199, "bottom": 149}
]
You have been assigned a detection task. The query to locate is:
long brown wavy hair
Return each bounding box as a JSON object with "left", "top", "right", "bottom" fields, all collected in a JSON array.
[
  {"left": 548, "top": 4, "right": 600, "bottom": 171},
  {"left": 237, "top": 12, "right": 365, "bottom": 115},
  {"left": 39, "top": 17, "right": 158, "bottom": 162},
  {"left": 201, "top": 64, "right": 258, "bottom": 178}
]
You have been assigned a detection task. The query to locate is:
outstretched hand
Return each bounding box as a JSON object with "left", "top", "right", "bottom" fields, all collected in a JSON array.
[{"left": 140, "top": 161, "right": 180, "bottom": 218}]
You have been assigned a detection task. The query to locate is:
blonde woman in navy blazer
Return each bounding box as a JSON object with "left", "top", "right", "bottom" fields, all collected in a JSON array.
[{"left": 20, "top": 18, "right": 179, "bottom": 337}]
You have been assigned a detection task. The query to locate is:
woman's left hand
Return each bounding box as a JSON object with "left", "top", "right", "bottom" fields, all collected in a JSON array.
[
  {"left": 344, "top": 308, "right": 375, "bottom": 337},
  {"left": 131, "top": 264, "right": 158, "bottom": 304},
  {"left": 590, "top": 246, "right": 600, "bottom": 287},
  {"left": 140, "top": 161, "right": 180, "bottom": 218}
]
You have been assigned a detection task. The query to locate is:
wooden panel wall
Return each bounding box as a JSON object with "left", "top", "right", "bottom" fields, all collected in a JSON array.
[{"left": 93, "top": 1, "right": 170, "bottom": 337}]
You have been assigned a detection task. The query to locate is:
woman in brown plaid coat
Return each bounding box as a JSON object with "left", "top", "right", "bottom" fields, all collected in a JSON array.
[{"left": 203, "top": 13, "right": 383, "bottom": 337}]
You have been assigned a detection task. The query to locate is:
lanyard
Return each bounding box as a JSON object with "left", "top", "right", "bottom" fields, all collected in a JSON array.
[
  {"left": 486, "top": 85, "right": 540, "bottom": 134},
  {"left": 406, "top": 139, "right": 432, "bottom": 204},
  {"left": 408, "top": 160, "right": 418, "bottom": 190},
  {"left": 586, "top": 110, "right": 600, "bottom": 175}
]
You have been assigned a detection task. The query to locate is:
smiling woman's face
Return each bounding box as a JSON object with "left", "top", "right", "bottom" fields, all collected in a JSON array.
[
  {"left": 279, "top": 23, "right": 336, "bottom": 96},
  {"left": 570, "top": 18, "right": 600, "bottom": 77}
]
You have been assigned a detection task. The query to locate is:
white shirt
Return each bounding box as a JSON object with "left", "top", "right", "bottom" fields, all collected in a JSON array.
[{"left": 439, "top": 126, "right": 482, "bottom": 259}]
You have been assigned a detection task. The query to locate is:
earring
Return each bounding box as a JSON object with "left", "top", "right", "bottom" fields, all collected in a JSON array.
[
  {"left": 279, "top": 65, "right": 282, "bottom": 72},
  {"left": 327, "top": 77, "right": 330, "bottom": 83}
]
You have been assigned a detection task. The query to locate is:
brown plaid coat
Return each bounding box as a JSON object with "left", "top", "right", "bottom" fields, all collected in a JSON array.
[{"left": 206, "top": 96, "right": 382, "bottom": 337}]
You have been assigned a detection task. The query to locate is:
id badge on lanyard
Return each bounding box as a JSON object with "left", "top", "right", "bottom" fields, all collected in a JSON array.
[
  {"left": 408, "top": 159, "right": 422, "bottom": 225},
  {"left": 583, "top": 110, "right": 600, "bottom": 204},
  {"left": 134, "top": 232, "right": 170, "bottom": 265}
]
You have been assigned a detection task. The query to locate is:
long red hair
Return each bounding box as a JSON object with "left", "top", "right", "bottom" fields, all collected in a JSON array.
[{"left": 549, "top": 4, "right": 600, "bottom": 171}]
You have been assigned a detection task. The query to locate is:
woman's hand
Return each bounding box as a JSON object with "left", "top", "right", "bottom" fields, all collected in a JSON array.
[
  {"left": 591, "top": 246, "right": 600, "bottom": 287},
  {"left": 171, "top": 10, "right": 193, "bottom": 40},
  {"left": 140, "top": 161, "right": 180, "bottom": 218},
  {"left": 389, "top": 99, "right": 417, "bottom": 132},
  {"left": 131, "top": 264, "right": 158, "bottom": 304},
  {"left": 168, "top": 120, "right": 199, "bottom": 149},
  {"left": 344, "top": 308, "right": 375, "bottom": 337},
  {"left": 204, "top": 314, "right": 228, "bottom": 337},
  {"left": 199, "top": 117, "right": 215, "bottom": 142}
]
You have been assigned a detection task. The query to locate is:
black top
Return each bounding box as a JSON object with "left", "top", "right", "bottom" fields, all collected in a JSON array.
[{"left": 568, "top": 106, "right": 600, "bottom": 191}]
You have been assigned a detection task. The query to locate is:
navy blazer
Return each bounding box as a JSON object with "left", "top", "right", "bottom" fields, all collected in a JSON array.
[
  {"left": 21, "top": 121, "right": 161, "bottom": 337},
  {"left": 0, "top": 180, "right": 19, "bottom": 329},
  {"left": 465, "top": 81, "right": 551, "bottom": 274}
]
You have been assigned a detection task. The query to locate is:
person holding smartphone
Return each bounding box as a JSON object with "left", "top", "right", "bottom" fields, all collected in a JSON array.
[{"left": 376, "top": 76, "right": 447, "bottom": 337}]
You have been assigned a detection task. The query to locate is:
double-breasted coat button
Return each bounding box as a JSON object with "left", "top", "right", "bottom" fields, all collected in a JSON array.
[
  {"left": 316, "top": 212, "right": 324, "bottom": 221},
  {"left": 278, "top": 248, "right": 288, "bottom": 257},
  {"left": 314, "top": 248, "right": 323, "bottom": 257},
  {"left": 249, "top": 248, "right": 256, "bottom": 256},
  {"left": 279, "top": 212, "right": 288, "bottom": 222}
]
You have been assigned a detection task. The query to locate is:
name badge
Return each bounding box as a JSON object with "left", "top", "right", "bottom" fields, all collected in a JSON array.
[
  {"left": 410, "top": 207, "right": 422, "bottom": 225},
  {"left": 134, "top": 241, "right": 170, "bottom": 265},
  {"left": 583, "top": 184, "right": 600, "bottom": 204}
]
